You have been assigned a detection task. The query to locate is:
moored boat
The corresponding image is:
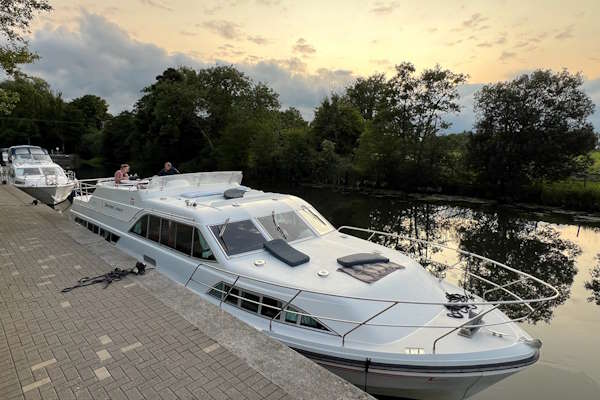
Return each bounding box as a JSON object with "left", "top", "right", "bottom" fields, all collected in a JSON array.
[{"left": 69, "top": 172, "right": 558, "bottom": 400}]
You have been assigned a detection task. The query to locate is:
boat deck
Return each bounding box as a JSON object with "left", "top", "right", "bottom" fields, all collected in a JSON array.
[{"left": 0, "top": 185, "right": 372, "bottom": 400}]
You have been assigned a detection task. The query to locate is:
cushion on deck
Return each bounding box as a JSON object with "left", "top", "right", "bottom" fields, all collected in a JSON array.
[
  {"left": 224, "top": 188, "right": 246, "bottom": 199},
  {"left": 337, "top": 253, "right": 389, "bottom": 267},
  {"left": 263, "top": 239, "right": 310, "bottom": 267}
]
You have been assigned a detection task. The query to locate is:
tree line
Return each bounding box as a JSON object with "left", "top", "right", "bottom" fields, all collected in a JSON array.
[{"left": 1, "top": 63, "right": 597, "bottom": 200}]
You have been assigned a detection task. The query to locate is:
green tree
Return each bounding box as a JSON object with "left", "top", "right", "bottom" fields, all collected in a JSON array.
[
  {"left": 133, "top": 66, "right": 280, "bottom": 175},
  {"left": 356, "top": 62, "right": 467, "bottom": 187},
  {"left": 0, "top": 75, "right": 64, "bottom": 148},
  {"left": 102, "top": 111, "right": 136, "bottom": 168},
  {"left": 345, "top": 73, "right": 387, "bottom": 120},
  {"left": 0, "top": 0, "right": 52, "bottom": 113},
  {"left": 63, "top": 95, "right": 110, "bottom": 157},
  {"left": 311, "top": 94, "right": 365, "bottom": 156},
  {"left": 468, "top": 69, "right": 597, "bottom": 193}
]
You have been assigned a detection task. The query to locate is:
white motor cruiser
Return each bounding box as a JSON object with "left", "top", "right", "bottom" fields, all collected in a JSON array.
[
  {"left": 6, "top": 145, "right": 76, "bottom": 205},
  {"left": 69, "top": 172, "right": 558, "bottom": 400}
]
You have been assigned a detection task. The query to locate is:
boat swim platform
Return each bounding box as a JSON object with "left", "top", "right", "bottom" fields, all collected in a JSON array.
[{"left": 0, "top": 185, "right": 373, "bottom": 400}]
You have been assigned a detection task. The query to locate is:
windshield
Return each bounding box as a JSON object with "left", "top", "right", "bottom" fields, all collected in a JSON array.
[
  {"left": 257, "top": 211, "right": 315, "bottom": 242},
  {"left": 210, "top": 219, "right": 266, "bottom": 256},
  {"left": 297, "top": 207, "right": 334, "bottom": 235},
  {"left": 41, "top": 167, "right": 65, "bottom": 177},
  {"left": 16, "top": 168, "right": 41, "bottom": 176}
]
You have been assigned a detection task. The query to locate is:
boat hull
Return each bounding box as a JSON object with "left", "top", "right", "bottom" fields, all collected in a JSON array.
[
  {"left": 299, "top": 349, "right": 533, "bottom": 400},
  {"left": 17, "top": 183, "right": 75, "bottom": 205}
]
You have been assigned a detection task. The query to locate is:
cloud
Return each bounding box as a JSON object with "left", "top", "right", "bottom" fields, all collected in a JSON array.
[
  {"left": 21, "top": 12, "right": 353, "bottom": 120},
  {"left": 180, "top": 30, "right": 197, "bottom": 36},
  {"left": 23, "top": 12, "right": 203, "bottom": 114},
  {"left": 462, "top": 13, "right": 488, "bottom": 29},
  {"left": 256, "top": 0, "right": 281, "bottom": 5},
  {"left": 247, "top": 35, "right": 270, "bottom": 45},
  {"left": 139, "top": 0, "right": 173, "bottom": 12},
  {"left": 19, "top": 12, "right": 600, "bottom": 130},
  {"left": 370, "top": 1, "right": 400, "bottom": 15},
  {"left": 201, "top": 19, "right": 243, "bottom": 39},
  {"left": 292, "top": 38, "right": 316, "bottom": 56},
  {"left": 499, "top": 50, "right": 516, "bottom": 61},
  {"left": 555, "top": 25, "right": 574, "bottom": 40}
]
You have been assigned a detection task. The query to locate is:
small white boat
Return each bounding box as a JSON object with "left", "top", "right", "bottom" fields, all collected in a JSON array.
[
  {"left": 69, "top": 172, "right": 558, "bottom": 400},
  {"left": 6, "top": 145, "right": 76, "bottom": 205}
]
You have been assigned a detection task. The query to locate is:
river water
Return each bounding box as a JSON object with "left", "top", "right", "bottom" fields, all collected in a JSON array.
[{"left": 282, "top": 186, "right": 600, "bottom": 400}]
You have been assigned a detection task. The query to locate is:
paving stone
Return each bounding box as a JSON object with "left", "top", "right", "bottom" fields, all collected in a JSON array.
[{"left": 0, "top": 186, "right": 370, "bottom": 400}]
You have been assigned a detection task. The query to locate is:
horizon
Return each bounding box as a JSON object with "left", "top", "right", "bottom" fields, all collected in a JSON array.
[{"left": 15, "top": 1, "right": 600, "bottom": 131}]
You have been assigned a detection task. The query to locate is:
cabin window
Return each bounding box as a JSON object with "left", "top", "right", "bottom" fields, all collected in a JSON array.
[
  {"left": 207, "top": 282, "right": 330, "bottom": 332},
  {"left": 160, "top": 219, "right": 176, "bottom": 248},
  {"left": 148, "top": 215, "right": 161, "bottom": 242},
  {"left": 260, "top": 296, "right": 282, "bottom": 319},
  {"left": 284, "top": 306, "right": 300, "bottom": 324},
  {"left": 257, "top": 211, "right": 315, "bottom": 242},
  {"left": 209, "top": 282, "right": 225, "bottom": 299},
  {"left": 210, "top": 219, "right": 265, "bottom": 256},
  {"left": 193, "top": 229, "right": 216, "bottom": 261},
  {"left": 175, "top": 223, "right": 194, "bottom": 255},
  {"left": 301, "top": 315, "right": 328, "bottom": 330},
  {"left": 225, "top": 287, "right": 239, "bottom": 305},
  {"left": 241, "top": 292, "right": 260, "bottom": 313},
  {"left": 297, "top": 207, "right": 333, "bottom": 236},
  {"left": 130, "top": 215, "right": 148, "bottom": 237},
  {"left": 15, "top": 168, "right": 41, "bottom": 176}
]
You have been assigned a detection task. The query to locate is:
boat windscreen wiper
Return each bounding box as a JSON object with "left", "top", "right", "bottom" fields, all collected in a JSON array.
[
  {"left": 219, "top": 218, "right": 231, "bottom": 251},
  {"left": 219, "top": 218, "right": 230, "bottom": 239},
  {"left": 272, "top": 211, "right": 287, "bottom": 240}
]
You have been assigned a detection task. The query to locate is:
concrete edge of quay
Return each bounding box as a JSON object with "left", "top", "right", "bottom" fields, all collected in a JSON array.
[{"left": 5, "top": 185, "right": 375, "bottom": 400}]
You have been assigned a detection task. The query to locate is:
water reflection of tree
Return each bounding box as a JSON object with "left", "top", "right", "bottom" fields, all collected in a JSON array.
[
  {"left": 367, "top": 202, "right": 470, "bottom": 276},
  {"left": 458, "top": 213, "right": 579, "bottom": 323},
  {"left": 584, "top": 255, "right": 600, "bottom": 305}
]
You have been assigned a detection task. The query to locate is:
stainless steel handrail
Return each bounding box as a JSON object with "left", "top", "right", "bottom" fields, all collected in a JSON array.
[{"left": 183, "top": 223, "right": 559, "bottom": 352}]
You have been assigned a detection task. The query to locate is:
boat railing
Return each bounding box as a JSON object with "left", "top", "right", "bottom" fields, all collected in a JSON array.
[
  {"left": 186, "top": 225, "right": 560, "bottom": 353},
  {"left": 73, "top": 177, "right": 114, "bottom": 197}
]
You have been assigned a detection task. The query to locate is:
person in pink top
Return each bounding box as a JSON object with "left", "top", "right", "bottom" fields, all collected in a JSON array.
[{"left": 114, "top": 164, "right": 130, "bottom": 184}]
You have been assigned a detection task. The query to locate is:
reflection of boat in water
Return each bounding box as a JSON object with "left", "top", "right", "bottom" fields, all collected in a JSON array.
[
  {"left": 5, "top": 145, "right": 76, "bottom": 205},
  {"left": 69, "top": 172, "right": 560, "bottom": 400}
]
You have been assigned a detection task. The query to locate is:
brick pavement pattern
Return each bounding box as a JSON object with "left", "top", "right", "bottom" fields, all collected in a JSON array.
[{"left": 0, "top": 186, "right": 292, "bottom": 400}]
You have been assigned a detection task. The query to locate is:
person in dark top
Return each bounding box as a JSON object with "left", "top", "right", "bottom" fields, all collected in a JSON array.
[{"left": 158, "top": 162, "right": 180, "bottom": 176}]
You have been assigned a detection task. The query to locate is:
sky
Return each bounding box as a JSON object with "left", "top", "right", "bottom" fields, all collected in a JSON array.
[{"left": 19, "top": 0, "right": 600, "bottom": 131}]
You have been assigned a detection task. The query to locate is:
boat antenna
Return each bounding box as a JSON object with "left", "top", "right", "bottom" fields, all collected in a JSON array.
[{"left": 272, "top": 210, "right": 287, "bottom": 240}]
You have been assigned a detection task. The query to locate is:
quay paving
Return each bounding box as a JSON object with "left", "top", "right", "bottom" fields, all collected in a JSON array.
[{"left": 0, "top": 186, "right": 373, "bottom": 400}]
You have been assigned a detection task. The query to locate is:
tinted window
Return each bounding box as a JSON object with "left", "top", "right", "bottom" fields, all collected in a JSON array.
[
  {"left": 284, "top": 306, "right": 300, "bottom": 324},
  {"left": 175, "top": 223, "right": 193, "bottom": 255},
  {"left": 258, "top": 211, "right": 314, "bottom": 242},
  {"left": 193, "top": 229, "right": 216, "bottom": 261},
  {"left": 130, "top": 215, "right": 148, "bottom": 237},
  {"left": 160, "top": 219, "right": 176, "bottom": 248},
  {"left": 148, "top": 215, "right": 161, "bottom": 242},
  {"left": 260, "top": 297, "right": 282, "bottom": 319},
  {"left": 210, "top": 220, "right": 265, "bottom": 256},
  {"left": 241, "top": 292, "right": 260, "bottom": 313},
  {"left": 301, "top": 315, "right": 328, "bottom": 331},
  {"left": 16, "top": 168, "right": 41, "bottom": 176}
]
